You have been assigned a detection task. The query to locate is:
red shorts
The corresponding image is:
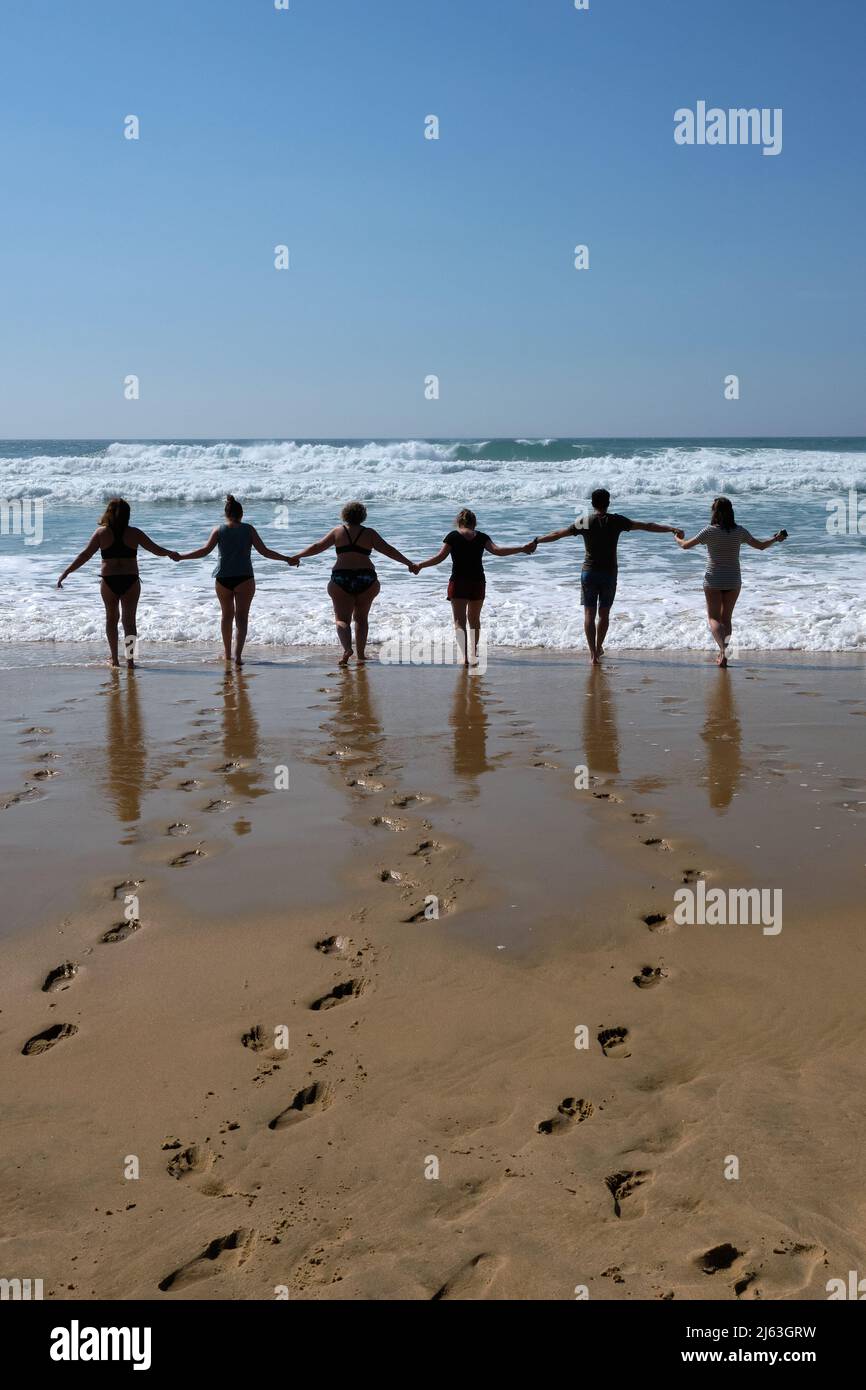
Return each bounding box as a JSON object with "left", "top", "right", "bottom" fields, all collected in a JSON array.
[{"left": 447, "top": 578, "right": 486, "bottom": 602}]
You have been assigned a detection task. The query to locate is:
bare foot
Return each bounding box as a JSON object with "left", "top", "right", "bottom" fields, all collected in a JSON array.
[
  {"left": 356, "top": 653, "right": 367, "bottom": 664},
  {"left": 339, "top": 649, "right": 353, "bottom": 667},
  {"left": 716, "top": 653, "right": 728, "bottom": 667}
]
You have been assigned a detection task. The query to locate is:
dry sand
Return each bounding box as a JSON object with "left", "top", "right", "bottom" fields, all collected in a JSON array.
[{"left": 1, "top": 647, "right": 864, "bottom": 1300}]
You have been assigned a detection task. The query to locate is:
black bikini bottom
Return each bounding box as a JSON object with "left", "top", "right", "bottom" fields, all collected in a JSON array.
[
  {"left": 215, "top": 573, "right": 254, "bottom": 590},
  {"left": 103, "top": 575, "right": 140, "bottom": 597}
]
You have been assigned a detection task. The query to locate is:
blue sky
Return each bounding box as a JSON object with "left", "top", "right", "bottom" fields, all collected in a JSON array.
[{"left": 0, "top": 0, "right": 863, "bottom": 437}]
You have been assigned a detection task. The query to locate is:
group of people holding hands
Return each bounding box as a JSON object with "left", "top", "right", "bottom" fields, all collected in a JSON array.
[{"left": 58, "top": 489, "right": 787, "bottom": 669}]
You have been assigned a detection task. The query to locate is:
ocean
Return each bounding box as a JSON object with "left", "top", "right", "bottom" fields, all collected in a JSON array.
[{"left": 1, "top": 437, "right": 864, "bottom": 662}]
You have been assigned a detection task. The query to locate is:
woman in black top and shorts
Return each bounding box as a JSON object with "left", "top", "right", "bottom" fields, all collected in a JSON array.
[
  {"left": 414, "top": 508, "right": 537, "bottom": 666},
  {"left": 57, "top": 496, "right": 179, "bottom": 668},
  {"left": 289, "top": 501, "right": 416, "bottom": 665}
]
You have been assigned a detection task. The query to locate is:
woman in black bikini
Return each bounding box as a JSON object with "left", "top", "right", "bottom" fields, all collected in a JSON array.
[
  {"left": 175, "top": 495, "right": 298, "bottom": 665},
  {"left": 289, "top": 501, "right": 415, "bottom": 665},
  {"left": 414, "top": 508, "right": 537, "bottom": 666},
  {"left": 56, "top": 497, "right": 179, "bottom": 668}
]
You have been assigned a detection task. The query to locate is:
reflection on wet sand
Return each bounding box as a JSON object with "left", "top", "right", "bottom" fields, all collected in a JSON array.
[
  {"left": 331, "top": 666, "right": 384, "bottom": 765},
  {"left": 218, "top": 669, "right": 265, "bottom": 822},
  {"left": 701, "top": 672, "right": 744, "bottom": 811},
  {"left": 581, "top": 668, "right": 621, "bottom": 778},
  {"left": 450, "top": 670, "right": 494, "bottom": 794},
  {"left": 103, "top": 671, "right": 146, "bottom": 827}
]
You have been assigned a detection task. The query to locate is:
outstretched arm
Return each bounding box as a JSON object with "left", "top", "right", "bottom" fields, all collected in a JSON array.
[
  {"left": 675, "top": 533, "right": 703, "bottom": 550},
  {"left": 292, "top": 530, "right": 337, "bottom": 560},
  {"left": 176, "top": 528, "right": 220, "bottom": 561},
  {"left": 535, "top": 523, "right": 578, "bottom": 546},
  {"left": 415, "top": 543, "right": 451, "bottom": 572},
  {"left": 368, "top": 530, "right": 414, "bottom": 568},
  {"left": 131, "top": 526, "right": 179, "bottom": 560},
  {"left": 57, "top": 530, "right": 103, "bottom": 586},
  {"left": 484, "top": 537, "right": 538, "bottom": 557},
  {"left": 630, "top": 521, "right": 681, "bottom": 535},
  {"left": 744, "top": 530, "right": 787, "bottom": 551},
  {"left": 249, "top": 526, "right": 298, "bottom": 564}
]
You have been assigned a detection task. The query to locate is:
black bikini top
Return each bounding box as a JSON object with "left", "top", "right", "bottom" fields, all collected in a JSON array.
[
  {"left": 101, "top": 528, "right": 136, "bottom": 559},
  {"left": 335, "top": 525, "right": 372, "bottom": 556}
]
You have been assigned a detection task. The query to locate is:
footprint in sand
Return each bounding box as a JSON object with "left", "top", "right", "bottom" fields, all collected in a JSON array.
[
  {"left": 536, "top": 1097, "right": 594, "bottom": 1135},
  {"left": 370, "top": 814, "right": 407, "bottom": 832},
  {"left": 698, "top": 1242, "right": 743, "bottom": 1275},
  {"left": 309, "top": 979, "right": 364, "bottom": 1011},
  {"left": 315, "top": 935, "right": 351, "bottom": 956},
  {"left": 633, "top": 965, "right": 668, "bottom": 989},
  {"left": 113, "top": 879, "right": 144, "bottom": 899},
  {"left": 1, "top": 784, "right": 44, "bottom": 810},
  {"left": 641, "top": 911, "right": 674, "bottom": 933},
  {"left": 378, "top": 868, "right": 403, "bottom": 883},
  {"left": 593, "top": 791, "right": 623, "bottom": 803},
  {"left": 606, "top": 1170, "right": 652, "bottom": 1218},
  {"left": 32, "top": 767, "right": 58, "bottom": 780},
  {"left": 178, "top": 779, "right": 201, "bottom": 791},
  {"left": 642, "top": 836, "right": 671, "bottom": 851},
  {"left": 203, "top": 799, "right": 231, "bottom": 813},
  {"left": 167, "top": 822, "right": 190, "bottom": 836},
  {"left": 434, "top": 1176, "right": 510, "bottom": 1223},
  {"left": 170, "top": 848, "right": 206, "bottom": 868},
  {"left": 598, "top": 1026, "right": 631, "bottom": 1057},
  {"left": 268, "top": 1082, "right": 332, "bottom": 1130},
  {"left": 630, "top": 811, "right": 654, "bottom": 825},
  {"left": 42, "top": 961, "right": 78, "bottom": 992},
  {"left": 681, "top": 868, "right": 705, "bottom": 884},
  {"left": 158, "top": 1228, "right": 257, "bottom": 1292},
  {"left": 166, "top": 1145, "right": 216, "bottom": 1181},
  {"left": 391, "top": 792, "right": 429, "bottom": 809},
  {"left": 431, "top": 1252, "right": 506, "bottom": 1301},
  {"left": 21, "top": 1022, "right": 78, "bottom": 1056},
  {"left": 101, "top": 919, "right": 141, "bottom": 944}
]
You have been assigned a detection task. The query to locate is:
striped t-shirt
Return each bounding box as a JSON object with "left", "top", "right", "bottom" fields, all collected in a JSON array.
[{"left": 694, "top": 524, "right": 754, "bottom": 589}]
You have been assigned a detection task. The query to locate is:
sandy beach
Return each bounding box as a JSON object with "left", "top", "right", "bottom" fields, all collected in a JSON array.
[{"left": 2, "top": 645, "right": 864, "bottom": 1301}]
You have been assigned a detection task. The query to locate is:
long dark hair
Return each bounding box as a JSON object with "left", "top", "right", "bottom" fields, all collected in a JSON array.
[
  {"left": 711, "top": 496, "right": 736, "bottom": 531},
  {"left": 100, "top": 496, "right": 131, "bottom": 539},
  {"left": 224, "top": 494, "right": 244, "bottom": 521}
]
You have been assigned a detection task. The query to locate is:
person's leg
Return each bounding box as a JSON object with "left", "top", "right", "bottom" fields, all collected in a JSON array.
[
  {"left": 232, "top": 578, "right": 256, "bottom": 665},
  {"left": 119, "top": 580, "right": 141, "bottom": 668},
  {"left": 466, "top": 598, "right": 485, "bottom": 666},
  {"left": 704, "top": 588, "right": 728, "bottom": 665},
  {"left": 579, "top": 572, "right": 599, "bottom": 662},
  {"left": 596, "top": 606, "right": 611, "bottom": 657},
  {"left": 450, "top": 599, "right": 469, "bottom": 665},
  {"left": 328, "top": 580, "right": 356, "bottom": 663},
  {"left": 215, "top": 582, "right": 236, "bottom": 660},
  {"left": 720, "top": 589, "right": 740, "bottom": 649},
  {"left": 100, "top": 581, "right": 121, "bottom": 666},
  {"left": 351, "top": 579, "right": 380, "bottom": 661}
]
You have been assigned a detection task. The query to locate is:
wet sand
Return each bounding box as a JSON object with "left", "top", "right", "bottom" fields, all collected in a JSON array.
[{"left": 1, "top": 646, "right": 864, "bottom": 1300}]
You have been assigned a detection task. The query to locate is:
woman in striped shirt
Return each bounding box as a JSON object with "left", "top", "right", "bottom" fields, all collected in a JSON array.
[{"left": 676, "top": 497, "right": 787, "bottom": 666}]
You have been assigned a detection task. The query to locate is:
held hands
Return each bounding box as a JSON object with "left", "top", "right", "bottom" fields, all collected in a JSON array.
[
  {"left": 285, "top": 555, "right": 301, "bottom": 567},
  {"left": 167, "top": 551, "right": 181, "bottom": 562},
  {"left": 775, "top": 529, "right": 788, "bottom": 543},
  {"left": 408, "top": 562, "right": 421, "bottom": 575},
  {"left": 523, "top": 538, "right": 539, "bottom": 554},
  {"left": 672, "top": 528, "right": 685, "bottom": 540}
]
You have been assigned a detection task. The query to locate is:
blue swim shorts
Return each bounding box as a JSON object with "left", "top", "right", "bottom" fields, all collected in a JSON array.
[{"left": 580, "top": 570, "right": 617, "bottom": 610}]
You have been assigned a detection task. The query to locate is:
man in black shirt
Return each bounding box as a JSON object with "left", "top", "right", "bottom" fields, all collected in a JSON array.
[{"left": 535, "top": 488, "right": 682, "bottom": 664}]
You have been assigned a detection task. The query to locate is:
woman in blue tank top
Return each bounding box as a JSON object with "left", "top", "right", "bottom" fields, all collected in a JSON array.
[{"left": 176, "top": 495, "right": 298, "bottom": 664}]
